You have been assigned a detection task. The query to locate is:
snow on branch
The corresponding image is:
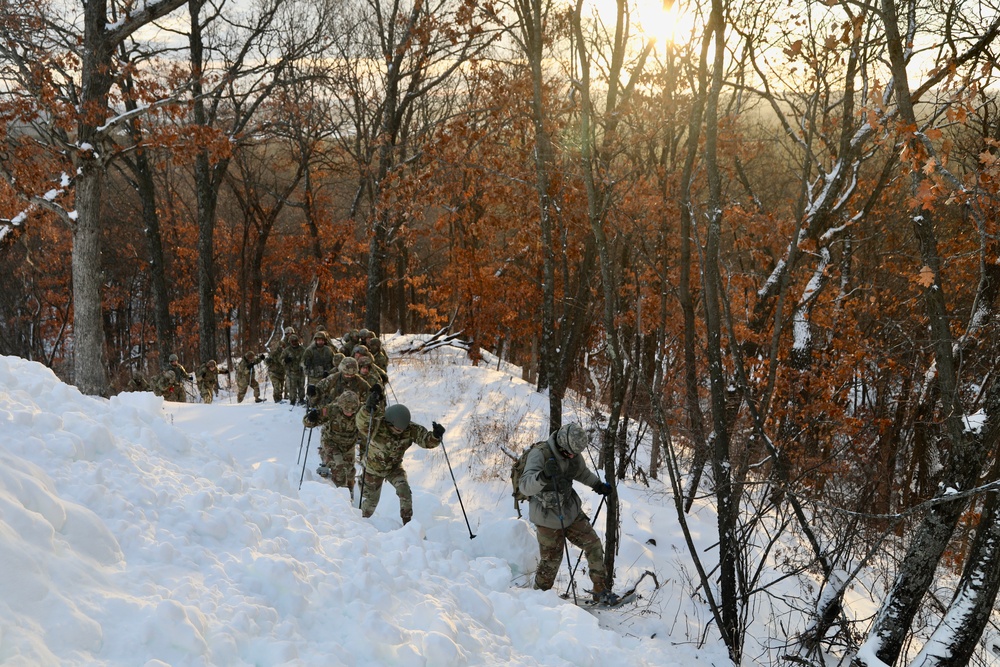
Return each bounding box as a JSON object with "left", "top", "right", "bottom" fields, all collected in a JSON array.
[{"left": 394, "top": 327, "right": 472, "bottom": 355}]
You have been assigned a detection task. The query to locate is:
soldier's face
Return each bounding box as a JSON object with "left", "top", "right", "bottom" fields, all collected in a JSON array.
[
  {"left": 388, "top": 424, "right": 403, "bottom": 434},
  {"left": 316, "top": 339, "right": 326, "bottom": 346}
]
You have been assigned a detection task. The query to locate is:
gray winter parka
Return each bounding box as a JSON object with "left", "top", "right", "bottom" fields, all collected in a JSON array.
[{"left": 518, "top": 435, "right": 600, "bottom": 530}]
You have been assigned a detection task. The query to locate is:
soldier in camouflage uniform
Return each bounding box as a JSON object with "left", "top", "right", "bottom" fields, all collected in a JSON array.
[
  {"left": 339, "top": 329, "right": 361, "bottom": 357},
  {"left": 161, "top": 354, "right": 188, "bottom": 402},
  {"left": 236, "top": 351, "right": 264, "bottom": 403},
  {"left": 366, "top": 336, "right": 390, "bottom": 375},
  {"left": 283, "top": 333, "right": 306, "bottom": 405},
  {"left": 125, "top": 374, "right": 152, "bottom": 392},
  {"left": 302, "top": 330, "right": 336, "bottom": 389},
  {"left": 265, "top": 343, "right": 287, "bottom": 403},
  {"left": 196, "top": 360, "right": 219, "bottom": 404},
  {"left": 312, "top": 357, "right": 370, "bottom": 407},
  {"left": 304, "top": 390, "right": 362, "bottom": 497},
  {"left": 355, "top": 386, "right": 444, "bottom": 524},
  {"left": 518, "top": 423, "right": 615, "bottom": 603},
  {"left": 353, "top": 345, "right": 388, "bottom": 382},
  {"left": 357, "top": 357, "right": 386, "bottom": 408}
]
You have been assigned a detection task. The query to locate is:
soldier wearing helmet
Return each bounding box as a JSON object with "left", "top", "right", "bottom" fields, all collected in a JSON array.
[
  {"left": 365, "top": 336, "right": 389, "bottom": 375},
  {"left": 355, "top": 384, "right": 445, "bottom": 525},
  {"left": 283, "top": 332, "right": 306, "bottom": 405},
  {"left": 160, "top": 353, "right": 188, "bottom": 403},
  {"left": 303, "top": 330, "right": 337, "bottom": 387},
  {"left": 236, "top": 351, "right": 264, "bottom": 403},
  {"left": 304, "top": 390, "right": 363, "bottom": 497},
  {"left": 518, "top": 423, "right": 615, "bottom": 604},
  {"left": 312, "top": 356, "right": 371, "bottom": 408},
  {"left": 196, "top": 359, "right": 219, "bottom": 404}
]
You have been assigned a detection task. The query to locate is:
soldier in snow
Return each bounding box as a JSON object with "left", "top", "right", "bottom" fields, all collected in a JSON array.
[
  {"left": 196, "top": 359, "right": 219, "bottom": 404},
  {"left": 284, "top": 333, "right": 306, "bottom": 405},
  {"left": 303, "top": 330, "right": 336, "bottom": 388},
  {"left": 311, "top": 356, "right": 370, "bottom": 408},
  {"left": 160, "top": 354, "right": 188, "bottom": 403},
  {"left": 265, "top": 342, "right": 287, "bottom": 403},
  {"left": 305, "top": 390, "right": 363, "bottom": 497},
  {"left": 355, "top": 385, "right": 445, "bottom": 525},
  {"left": 518, "top": 423, "right": 615, "bottom": 604},
  {"left": 236, "top": 351, "right": 264, "bottom": 403}
]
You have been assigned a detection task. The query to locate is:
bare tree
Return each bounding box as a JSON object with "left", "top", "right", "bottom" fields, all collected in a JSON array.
[{"left": 0, "top": 0, "right": 189, "bottom": 395}]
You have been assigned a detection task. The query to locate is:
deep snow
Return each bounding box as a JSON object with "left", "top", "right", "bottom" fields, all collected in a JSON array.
[{"left": 0, "top": 335, "right": 736, "bottom": 666}]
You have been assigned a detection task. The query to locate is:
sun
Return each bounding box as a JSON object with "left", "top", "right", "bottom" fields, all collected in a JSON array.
[{"left": 631, "top": 0, "right": 695, "bottom": 44}]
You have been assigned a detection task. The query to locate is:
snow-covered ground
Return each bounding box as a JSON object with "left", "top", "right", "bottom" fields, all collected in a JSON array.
[{"left": 1, "top": 335, "right": 739, "bottom": 666}]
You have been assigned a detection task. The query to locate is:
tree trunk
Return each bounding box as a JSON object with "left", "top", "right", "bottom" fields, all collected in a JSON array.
[
  {"left": 72, "top": 171, "right": 111, "bottom": 396},
  {"left": 190, "top": 0, "right": 220, "bottom": 364}
]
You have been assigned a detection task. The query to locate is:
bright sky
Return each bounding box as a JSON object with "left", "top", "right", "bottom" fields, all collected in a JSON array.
[{"left": 1, "top": 334, "right": 863, "bottom": 665}]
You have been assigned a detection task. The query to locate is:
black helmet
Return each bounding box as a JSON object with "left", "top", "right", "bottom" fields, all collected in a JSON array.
[{"left": 384, "top": 404, "right": 410, "bottom": 431}]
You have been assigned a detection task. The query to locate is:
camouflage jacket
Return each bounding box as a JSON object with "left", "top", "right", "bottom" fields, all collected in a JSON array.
[
  {"left": 355, "top": 405, "right": 440, "bottom": 476},
  {"left": 302, "top": 343, "right": 336, "bottom": 380},
  {"left": 518, "top": 436, "right": 600, "bottom": 530},
  {"left": 305, "top": 405, "right": 360, "bottom": 451},
  {"left": 284, "top": 343, "right": 306, "bottom": 376},
  {"left": 236, "top": 357, "right": 258, "bottom": 384},
  {"left": 314, "top": 372, "right": 370, "bottom": 406},
  {"left": 156, "top": 368, "right": 184, "bottom": 398},
  {"left": 162, "top": 364, "right": 187, "bottom": 389},
  {"left": 372, "top": 349, "right": 389, "bottom": 373},
  {"left": 196, "top": 364, "right": 218, "bottom": 391},
  {"left": 264, "top": 343, "right": 287, "bottom": 377}
]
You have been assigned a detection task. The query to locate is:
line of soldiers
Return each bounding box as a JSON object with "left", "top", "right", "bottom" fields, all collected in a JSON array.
[
  {"left": 300, "top": 328, "right": 446, "bottom": 525},
  {"left": 132, "top": 326, "right": 391, "bottom": 405}
]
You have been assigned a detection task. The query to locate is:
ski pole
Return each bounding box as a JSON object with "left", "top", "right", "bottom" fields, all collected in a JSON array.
[
  {"left": 297, "top": 422, "right": 308, "bottom": 465},
  {"left": 357, "top": 406, "right": 377, "bottom": 510},
  {"left": 563, "top": 494, "right": 606, "bottom": 598},
  {"left": 550, "top": 462, "right": 577, "bottom": 604},
  {"left": 438, "top": 435, "right": 476, "bottom": 539},
  {"left": 298, "top": 426, "right": 314, "bottom": 490}
]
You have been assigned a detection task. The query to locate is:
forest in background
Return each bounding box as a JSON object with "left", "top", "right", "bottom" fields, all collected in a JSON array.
[{"left": 2, "top": 0, "right": 1000, "bottom": 662}]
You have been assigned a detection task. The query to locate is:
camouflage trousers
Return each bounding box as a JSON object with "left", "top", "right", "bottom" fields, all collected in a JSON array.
[
  {"left": 319, "top": 437, "right": 357, "bottom": 492},
  {"left": 286, "top": 373, "right": 305, "bottom": 405},
  {"left": 236, "top": 377, "right": 259, "bottom": 403},
  {"left": 269, "top": 372, "right": 285, "bottom": 402},
  {"left": 359, "top": 466, "right": 412, "bottom": 524},
  {"left": 533, "top": 514, "right": 607, "bottom": 596},
  {"left": 164, "top": 385, "right": 186, "bottom": 403},
  {"left": 198, "top": 385, "right": 214, "bottom": 404}
]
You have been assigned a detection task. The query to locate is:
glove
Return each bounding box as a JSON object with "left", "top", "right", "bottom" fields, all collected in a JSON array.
[
  {"left": 542, "top": 457, "right": 560, "bottom": 480},
  {"left": 306, "top": 408, "right": 320, "bottom": 423},
  {"left": 284, "top": 355, "right": 292, "bottom": 364},
  {"left": 593, "top": 482, "right": 613, "bottom": 496},
  {"left": 188, "top": 374, "right": 194, "bottom": 381},
  {"left": 306, "top": 385, "right": 317, "bottom": 397},
  {"left": 365, "top": 384, "right": 382, "bottom": 410},
  {"left": 432, "top": 421, "right": 445, "bottom": 439}
]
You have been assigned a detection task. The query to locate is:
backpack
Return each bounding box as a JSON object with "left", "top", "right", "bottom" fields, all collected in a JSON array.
[{"left": 511, "top": 441, "right": 547, "bottom": 518}]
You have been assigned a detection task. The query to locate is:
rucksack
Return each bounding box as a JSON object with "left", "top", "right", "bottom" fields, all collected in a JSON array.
[{"left": 511, "top": 441, "right": 547, "bottom": 518}]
